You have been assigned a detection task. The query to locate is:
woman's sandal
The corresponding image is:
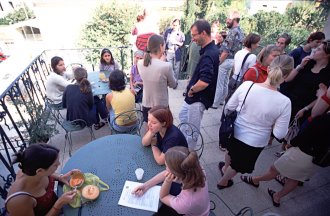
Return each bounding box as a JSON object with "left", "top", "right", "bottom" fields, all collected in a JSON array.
[
  {"left": 275, "top": 175, "right": 286, "bottom": 186},
  {"left": 94, "top": 122, "right": 105, "bottom": 130},
  {"left": 267, "top": 188, "right": 280, "bottom": 207},
  {"left": 217, "top": 179, "right": 233, "bottom": 190},
  {"left": 276, "top": 175, "right": 304, "bottom": 186},
  {"left": 240, "top": 175, "right": 259, "bottom": 188}
]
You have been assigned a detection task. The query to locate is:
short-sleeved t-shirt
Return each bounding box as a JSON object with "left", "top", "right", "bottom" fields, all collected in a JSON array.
[
  {"left": 169, "top": 176, "right": 210, "bottom": 216},
  {"left": 156, "top": 125, "right": 188, "bottom": 153},
  {"left": 289, "top": 46, "right": 311, "bottom": 68}
]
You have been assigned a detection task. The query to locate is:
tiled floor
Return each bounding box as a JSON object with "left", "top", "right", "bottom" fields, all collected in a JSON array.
[{"left": 2, "top": 80, "right": 329, "bottom": 215}]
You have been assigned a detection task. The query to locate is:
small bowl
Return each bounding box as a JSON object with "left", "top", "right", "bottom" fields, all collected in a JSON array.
[
  {"left": 69, "top": 172, "right": 85, "bottom": 189},
  {"left": 81, "top": 185, "right": 100, "bottom": 200}
]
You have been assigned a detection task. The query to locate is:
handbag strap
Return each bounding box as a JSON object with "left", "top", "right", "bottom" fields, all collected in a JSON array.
[
  {"left": 235, "top": 53, "right": 252, "bottom": 82},
  {"left": 238, "top": 83, "right": 254, "bottom": 115},
  {"left": 222, "top": 83, "right": 254, "bottom": 118}
]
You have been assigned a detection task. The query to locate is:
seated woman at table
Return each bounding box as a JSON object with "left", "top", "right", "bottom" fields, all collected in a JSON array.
[
  {"left": 99, "top": 48, "right": 120, "bottom": 72},
  {"left": 105, "top": 69, "right": 137, "bottom": 132},
  {"left": 5, "top": 144, "right": 77, "bottom": 216},
  {"left": 63, "top": 67, "right": 104, "bottom": 128},
  {"left": 46, "top": 56, "right": 72, "bottom": 105},
  {"left": 142, "top": 106, "right": 188, "bottom": 165},
  {"left": 133, "top": 146, "right": 210, "bottom": 216}
]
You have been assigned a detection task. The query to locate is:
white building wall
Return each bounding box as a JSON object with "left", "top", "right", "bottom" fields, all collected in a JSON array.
[{"left": 249, "top": 0, "right": 293, "bottom": 14}]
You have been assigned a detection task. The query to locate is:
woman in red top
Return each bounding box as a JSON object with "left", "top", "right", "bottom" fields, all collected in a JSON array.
[
  {"left": 243, "top": 45, "right": 281, "bottom": 83},
  {"left": 5, "top": 144, "right": 77, "bottom": 216}
]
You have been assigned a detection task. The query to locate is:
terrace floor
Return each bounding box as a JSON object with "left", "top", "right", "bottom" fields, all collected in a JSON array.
[{"left": 2, "top": 80, "right": 330, "bottom": 216}]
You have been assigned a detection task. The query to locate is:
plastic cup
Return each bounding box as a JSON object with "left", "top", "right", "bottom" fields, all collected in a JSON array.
[{"left": 135, "top": 168, "right": 144, "bottom": 181}]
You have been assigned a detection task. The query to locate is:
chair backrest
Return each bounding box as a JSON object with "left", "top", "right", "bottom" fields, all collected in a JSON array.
[
  {"left": 177, "top": 122, "right": 204, "bottom": 158},
  {"left": 44, "top": 97, "right": 64, "bottom": 122},
  {"left": 109, "top": 109, "right": 143, "bottom": 135}
]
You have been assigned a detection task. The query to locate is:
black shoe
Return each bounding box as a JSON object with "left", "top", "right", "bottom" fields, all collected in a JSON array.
[{"left": 217, "top": 180, "right": 233, "bottom": 190}]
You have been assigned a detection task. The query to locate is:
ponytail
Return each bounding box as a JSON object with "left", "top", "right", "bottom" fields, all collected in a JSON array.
[
  {"left": 165, "top": 146, "right": 205, "bottom": 190},
  {"left": 143, "top": 51, "right": 152, "bottom": 66},
  {"left": 74, "top": 67, "right": 91, "bottom": 94},
  {"left": 80, "top": 78, "right": 91, "bottom": 94},
  {"left": 143, "top": 34, "right": 164, "bottom": 67},
  {"left": 268, "top": 55, "right": 294, "bottom": 86}
]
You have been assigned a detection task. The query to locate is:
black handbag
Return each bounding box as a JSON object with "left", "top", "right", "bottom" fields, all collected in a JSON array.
[{"left": 219, "top": 83, "right": 254, "bottom": 149}]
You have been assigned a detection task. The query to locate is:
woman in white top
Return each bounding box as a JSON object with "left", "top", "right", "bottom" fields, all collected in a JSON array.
[
  {"left": 226, "top": 33, "right": 260, "bottom": 100},
  {"left": 217, "top": 55, "right": 294, "bottom": 189},
  {"left": 137, "top": 34, "right": 177, "bottom": 122},
  {"left": 45, "top": 56, "right": 71, "bottom": 105}
]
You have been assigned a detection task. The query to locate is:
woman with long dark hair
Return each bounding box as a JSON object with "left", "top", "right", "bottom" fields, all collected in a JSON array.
[
  {"left": 46, "top": 56, "right": 71, "bottom": 105},
  {"left": 5, "top": 144, "right": 77, "bottom": 216},
  {"left": 99, "top": 48, "right": 120, "bottom": 72}
]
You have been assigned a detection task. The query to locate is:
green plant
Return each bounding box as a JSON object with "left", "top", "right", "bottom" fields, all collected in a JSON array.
[
  {"left": 16, "top": 100, "right": 58, "bottom": 144},
  {"left": 0, "top": 3, "right": 35, "bottom": 25},
  {"left": 78, "top": 1, "right": 140, "bottom": 69}
]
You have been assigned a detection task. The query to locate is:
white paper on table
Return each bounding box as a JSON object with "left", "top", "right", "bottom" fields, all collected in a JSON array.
[{"left": 118, "top": 180, "right": 161, "bottom": 212}]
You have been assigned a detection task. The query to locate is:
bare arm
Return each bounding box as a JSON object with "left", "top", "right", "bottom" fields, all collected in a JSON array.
[
  {"left": 219, "top": 51, "right": 229, "bottom": 64},
  {"left": 141, "top": 130, "right": 156, "bottom": 146},
  {"left": 285, "top": 57, "right": 311, "bottom": 82},
  {"left": 312, "top": 86, "right": 330, "bottom": 118},
  {"left": 187, "top": 80, "right": 209, "bottom": 97},
  {"left": 132, "top": 170, "right": 166, "bottom": 196},
  {"left": 151, "top": 145, "right": 165, "bottom": 165},
  {"left": 105, "top": 93, "right": 113, "bottom": 111}
]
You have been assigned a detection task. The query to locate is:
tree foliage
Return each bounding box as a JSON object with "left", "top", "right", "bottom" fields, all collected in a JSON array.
[
  {"left": 78, "top": 1, "right": 140, "bottom": 67},
  {"left": 182, "top": 1, "right": 326, "bottom": 51},
  {"left": 0, "top": 3, "right": 35, "bottom": 25}
]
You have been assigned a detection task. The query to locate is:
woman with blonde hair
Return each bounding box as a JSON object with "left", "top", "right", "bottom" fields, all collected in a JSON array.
[
  {"left": 243, "top": 45, "right": 282, "bottom": 83},
  {"left": 137, "top": 34, "right": 177, "bottom": 122},
  {"left": 217, "top": 55, "right": 294, "bottom": 189},
  {"left": 133, "top": 146, "right": 210, "bottom": 216}
]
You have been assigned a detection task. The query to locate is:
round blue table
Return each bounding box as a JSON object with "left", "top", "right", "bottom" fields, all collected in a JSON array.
[
  {"left": 88, "top": 71, "right": 111, "bottom": 96},
  {"left": 58, "top": 134, "right": 164, "bottom": 216}
]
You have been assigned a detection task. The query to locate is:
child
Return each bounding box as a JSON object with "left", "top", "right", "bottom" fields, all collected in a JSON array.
[
  {"left": 130, "top": 50, "right": 144, "bottom": 103},
  {"left": 133, "top": 146, "right": 210, "bottom": 216}
]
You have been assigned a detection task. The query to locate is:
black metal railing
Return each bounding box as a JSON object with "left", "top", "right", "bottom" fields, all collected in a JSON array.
[{"left": 0, "top": 46, "right": 133, "bottom": 200}]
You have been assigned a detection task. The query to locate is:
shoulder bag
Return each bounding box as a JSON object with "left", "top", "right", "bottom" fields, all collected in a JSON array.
[{"left": 219, "top": 83, "right": 254, "bottom": 149}]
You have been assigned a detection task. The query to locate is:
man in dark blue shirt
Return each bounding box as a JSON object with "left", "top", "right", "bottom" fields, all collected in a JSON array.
[{"left": 179, "top": 19, "right": 219, "bottom": 150}]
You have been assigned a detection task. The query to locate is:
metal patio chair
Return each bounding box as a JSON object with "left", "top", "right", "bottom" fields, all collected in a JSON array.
[
  {"left": 108, "top": 109, "right": 143, "bottom": 136},
  {"left": 177, "top": 122, "right": 204, "bottom": 158}
]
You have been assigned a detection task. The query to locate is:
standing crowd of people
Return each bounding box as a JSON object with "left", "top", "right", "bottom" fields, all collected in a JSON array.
[{"left": 4, "top": 7, "right": 329, "bottom": 216}]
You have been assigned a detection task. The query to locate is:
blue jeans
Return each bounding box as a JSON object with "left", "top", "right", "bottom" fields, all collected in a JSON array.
[
  {"left": 213, "top": 59, "right": 234, "bottom": 107},
  {"left": 179, "top": 101, "right": 205, "bottom": 150},
  {"left": 109, "top": 109, "right": 137, "bottom": 132}
]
